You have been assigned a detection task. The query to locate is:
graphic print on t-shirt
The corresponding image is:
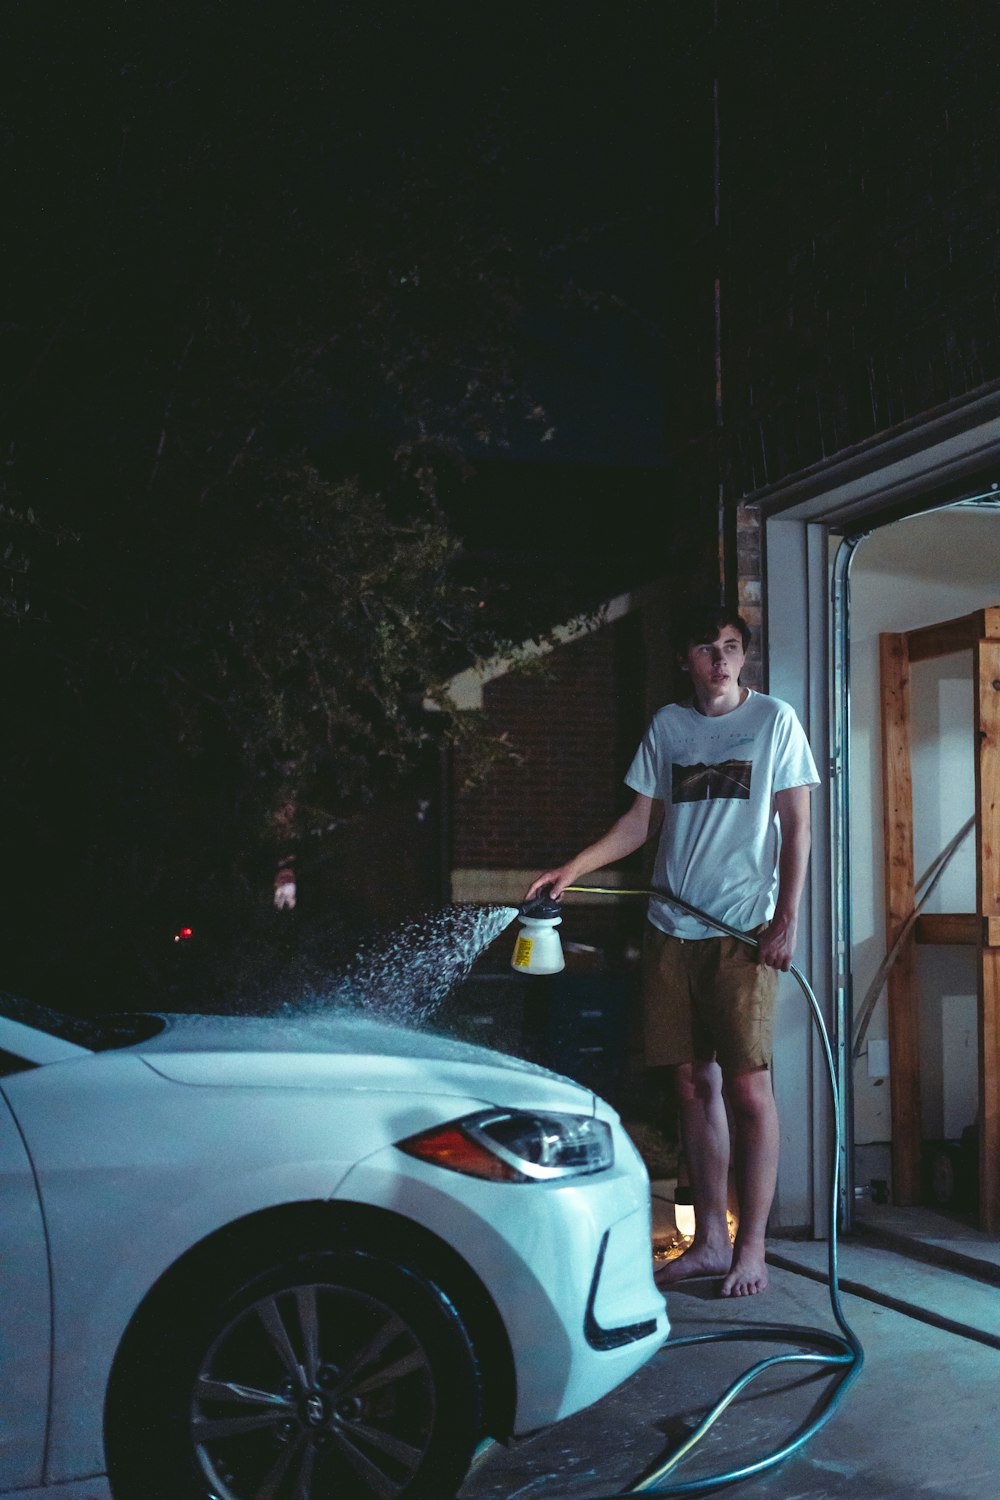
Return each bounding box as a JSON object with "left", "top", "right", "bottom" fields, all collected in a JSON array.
[{"left": 672, "top": 759, "right": 753, "bottom": 802}]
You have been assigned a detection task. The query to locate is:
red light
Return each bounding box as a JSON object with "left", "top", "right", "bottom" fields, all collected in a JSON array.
[{"left": 174, "top": 926, "right": 194, "bottom": 943}]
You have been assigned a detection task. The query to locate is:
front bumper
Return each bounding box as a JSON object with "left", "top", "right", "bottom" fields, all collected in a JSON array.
[{"left": 333, "top": 1114, "right": 668, "bottom": 1431}]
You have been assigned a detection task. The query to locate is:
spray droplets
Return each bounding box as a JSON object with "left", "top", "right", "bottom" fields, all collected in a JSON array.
[{"left": 296, "top": 903, "right": 519, "bottom": 1027}]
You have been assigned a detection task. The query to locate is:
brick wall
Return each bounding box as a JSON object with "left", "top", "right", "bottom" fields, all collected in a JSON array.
[{"left": 453, "top": 618, "right": 645, "bottom": 870}]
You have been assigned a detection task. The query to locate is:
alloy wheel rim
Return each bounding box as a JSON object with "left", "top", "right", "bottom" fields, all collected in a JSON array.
[{"left": 190, "top": 1280, "right": 437, "bottom": 1499}]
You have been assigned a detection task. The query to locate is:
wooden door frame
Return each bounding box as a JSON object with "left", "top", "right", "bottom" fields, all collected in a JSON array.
[{"left": 880, "top": 605, "right": 1000, "bottom": 1229}]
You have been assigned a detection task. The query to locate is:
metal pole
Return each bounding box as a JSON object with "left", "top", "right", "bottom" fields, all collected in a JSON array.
[{"left": 830, "top": 532, "right": 867, "bottom": 1229}]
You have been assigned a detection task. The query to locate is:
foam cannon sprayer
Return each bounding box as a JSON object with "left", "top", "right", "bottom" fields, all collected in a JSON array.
[{"left": 509, "top": 891, "right": 566, "bottom": 975}]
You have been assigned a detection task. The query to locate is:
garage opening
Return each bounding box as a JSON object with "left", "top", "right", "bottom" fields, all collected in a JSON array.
[{"left": 839, "top": 501, "right": 999, "bottom": 1233}]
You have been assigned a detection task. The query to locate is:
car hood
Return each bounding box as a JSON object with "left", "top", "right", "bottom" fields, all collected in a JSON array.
[{"left": 133, "top": 1009, "right": 600, "bottom": 1113}]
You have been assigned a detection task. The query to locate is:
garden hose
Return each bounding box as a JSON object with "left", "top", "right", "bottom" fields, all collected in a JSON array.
[{"left": 545, "top": 883, "right": 865, "bottom": 1497}]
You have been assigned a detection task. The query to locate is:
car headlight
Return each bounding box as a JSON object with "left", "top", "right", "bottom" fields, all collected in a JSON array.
[{"left": 397, "top": 1109, "right": 614, "bottom": 1183}]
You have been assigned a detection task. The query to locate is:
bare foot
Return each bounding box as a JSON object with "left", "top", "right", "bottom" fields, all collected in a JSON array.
[
  {"left": 720, "top": 1247, "right": 768, "bottom": 1296},
  {"left": 655, "top": 1241, "right": 733, "bottom": 1286}
]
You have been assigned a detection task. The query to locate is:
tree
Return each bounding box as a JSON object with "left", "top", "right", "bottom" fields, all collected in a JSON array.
[{"left": 1, "top": 3, "right": 658, "bottom": 1005}]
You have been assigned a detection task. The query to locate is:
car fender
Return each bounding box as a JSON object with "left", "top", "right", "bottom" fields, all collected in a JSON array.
[{"left": 2, "top": 1054, "right": 489, "bottom": 1482}]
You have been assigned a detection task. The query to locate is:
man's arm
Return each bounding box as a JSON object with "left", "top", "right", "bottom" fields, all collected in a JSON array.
[
  {"left": 757, "top": 784, "right": 812, "bottom": 971},
  {"left": 525, "top": 793, "right": 663, "bottom": 900}
]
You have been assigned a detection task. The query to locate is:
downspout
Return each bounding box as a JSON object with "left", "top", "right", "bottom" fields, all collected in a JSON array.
[{"left": 830, "top": 531, "right": 868, "bottom": 1230}]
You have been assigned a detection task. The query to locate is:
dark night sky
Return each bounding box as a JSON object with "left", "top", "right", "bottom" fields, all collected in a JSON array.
[
  {"left": 303, "top": 1, "right": 685, "bottom": 468},
  {"left": 301, "top": 2, "right": 703, "bottom": 599},
  {"left": 6, "top": 0, "right": 710, "bottom": 625},
  {"left": 248, "top": 3, "right": 699, "bottom": 599}
]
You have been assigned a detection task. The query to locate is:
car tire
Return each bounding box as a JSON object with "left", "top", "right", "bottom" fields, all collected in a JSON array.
[{"left": 107, "top": 1245, "right": 483, "bottom": 1500}]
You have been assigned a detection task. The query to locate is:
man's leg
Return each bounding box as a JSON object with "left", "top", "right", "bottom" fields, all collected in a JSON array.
[
  {"left": 657, "top": 1058, "right": 734, "bottom": 1284},
  {"left": 719, "top": 1065, "right": 778, "bottom": 1296}
]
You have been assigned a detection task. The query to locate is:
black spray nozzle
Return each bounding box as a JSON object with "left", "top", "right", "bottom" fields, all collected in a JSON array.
[{"left": 518, "top": 888, "right": 563, "bottom": 920}]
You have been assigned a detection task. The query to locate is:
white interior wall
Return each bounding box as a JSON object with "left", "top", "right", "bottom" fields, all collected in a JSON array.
[{"left": 847, "top": 508, "right": 999, "bottom": 1147}]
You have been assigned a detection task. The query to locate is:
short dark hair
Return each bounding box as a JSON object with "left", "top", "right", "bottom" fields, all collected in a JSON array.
[{"left": 671, "top": 602, "right": 752, "bottom": 658}]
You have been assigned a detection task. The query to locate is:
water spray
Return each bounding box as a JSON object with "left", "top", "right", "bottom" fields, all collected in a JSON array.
[
  {"left": 274, "top": 903, "right": 520, "bottom": 1033},
  {"left": 497, "top": 881, "right": 863, "bottom": 1498}
]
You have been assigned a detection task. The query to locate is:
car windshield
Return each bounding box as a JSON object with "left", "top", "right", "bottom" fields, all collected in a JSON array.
[{"left": 0, "top": 991, "right": 165, "bottom": 1052}]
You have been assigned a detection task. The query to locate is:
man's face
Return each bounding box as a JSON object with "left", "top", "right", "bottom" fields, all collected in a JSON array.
[{"left": 681, "top": 625, "right": 746, "bottom": 700}]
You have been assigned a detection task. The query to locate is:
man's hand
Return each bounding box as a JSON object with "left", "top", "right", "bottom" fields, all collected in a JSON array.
[
  {"left": 761, "top": 785, "right": 812, "bottom": 972},
  {"left": 757, "top": 912, "right": 797, "bottom": 972},
  {"left": 524, "top": 867, "right": 574, "bottom": 901}
]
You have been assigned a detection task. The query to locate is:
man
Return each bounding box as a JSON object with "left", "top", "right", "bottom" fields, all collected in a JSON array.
[{"left": 525, "top": 603, "right": 818, "bottom": 1297}]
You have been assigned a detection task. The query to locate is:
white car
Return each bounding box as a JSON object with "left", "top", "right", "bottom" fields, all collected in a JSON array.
[{"left": 0, "top": 994, "right": 667, "bottom": 1500}]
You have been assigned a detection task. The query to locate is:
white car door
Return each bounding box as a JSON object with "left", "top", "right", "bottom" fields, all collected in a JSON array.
[{"left": 1, "top": 1072, "right": 53, "bottom": 1489}]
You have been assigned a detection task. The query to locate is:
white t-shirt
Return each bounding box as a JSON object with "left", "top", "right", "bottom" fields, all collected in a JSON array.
[{"left": 625, "top": 690, "right": 820, "bottom": 939}]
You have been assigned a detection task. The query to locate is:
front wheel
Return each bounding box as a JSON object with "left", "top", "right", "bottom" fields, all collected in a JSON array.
[{"left": 107, "top": 1247, "right": 483, "bottom": 1500}]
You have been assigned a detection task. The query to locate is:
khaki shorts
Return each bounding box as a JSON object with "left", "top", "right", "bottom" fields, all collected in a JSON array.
[{"left": 640, "top": 923, "right": 777, "bottom": 1073}]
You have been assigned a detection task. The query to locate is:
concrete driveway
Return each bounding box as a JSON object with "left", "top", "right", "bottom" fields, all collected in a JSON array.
[{"left": 459, "top": 1209, "right": 999, "bottom": 1499}]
